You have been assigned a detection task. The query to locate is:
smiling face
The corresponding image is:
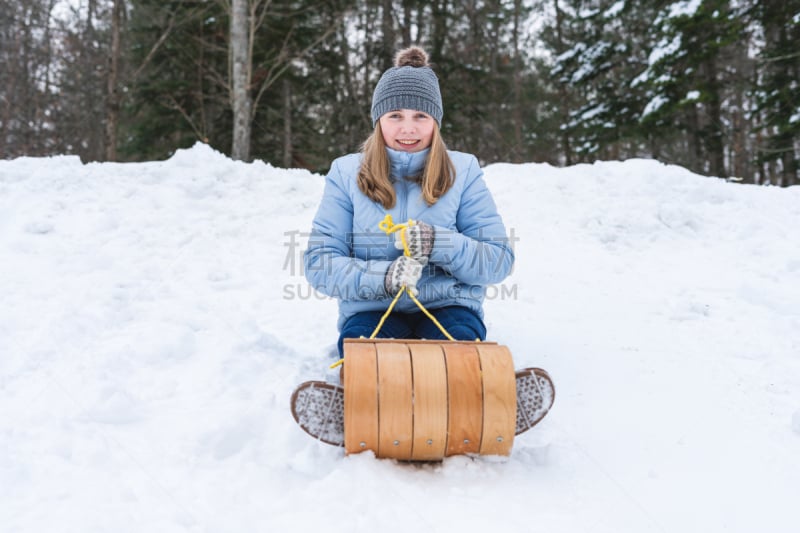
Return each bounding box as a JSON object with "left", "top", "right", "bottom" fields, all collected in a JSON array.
[{"left": 378, "top": 109, "right": 436, "bottom": 152}]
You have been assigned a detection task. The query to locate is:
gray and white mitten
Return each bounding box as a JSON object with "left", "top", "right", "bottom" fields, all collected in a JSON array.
[
  {"left": 394, "top": 221, "right": 435, "bottom": 261},
  {"left": 384, "top": 255, "right": 425, "bottom": 296}
]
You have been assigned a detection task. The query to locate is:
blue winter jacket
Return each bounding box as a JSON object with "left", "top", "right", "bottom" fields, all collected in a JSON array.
[{"left": 304, "top": 146, "right": 514, "bottom": 330}]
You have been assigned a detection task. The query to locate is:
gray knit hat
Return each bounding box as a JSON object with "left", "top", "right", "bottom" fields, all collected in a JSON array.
[{"left": 371, "top": 47, "right": 443, "bottom": 127}]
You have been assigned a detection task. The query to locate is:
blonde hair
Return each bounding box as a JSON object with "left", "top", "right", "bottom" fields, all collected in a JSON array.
[{"left": 357, "top": 122, "right": 456, "bottom": 209}]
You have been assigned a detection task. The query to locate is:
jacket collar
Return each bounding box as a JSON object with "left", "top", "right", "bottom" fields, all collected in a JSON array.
[{"left": 386, "top": 146, "right": 429, "bottom": 181}]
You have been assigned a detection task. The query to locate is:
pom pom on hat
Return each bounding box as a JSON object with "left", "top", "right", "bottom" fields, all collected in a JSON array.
[
  {"left": 395, "top": 46, "right": 429, "bottom": 68},
  {"left": 371, "top": 47, "right": 443, "bottom": 127}
]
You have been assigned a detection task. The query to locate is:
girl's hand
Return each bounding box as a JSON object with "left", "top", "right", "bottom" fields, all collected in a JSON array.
[
  {"left": 394, "top": 220, "right": 434, "bottom": 261},
  {"left": 384, "top": 255, "right": 426, "bottom": 296}
]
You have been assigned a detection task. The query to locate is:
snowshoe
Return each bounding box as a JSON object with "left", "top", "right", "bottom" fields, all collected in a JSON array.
[{"left": 290, "top": 368, "right": 555, "bottom": 449}]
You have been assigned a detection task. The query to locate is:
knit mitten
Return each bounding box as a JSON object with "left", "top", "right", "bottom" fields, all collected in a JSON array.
[
  {"left": 394, "top": 220, "right": 435, "bottom": 261},
  {"left": 384, "top": 255, "right": 425, "bottom": 296}
]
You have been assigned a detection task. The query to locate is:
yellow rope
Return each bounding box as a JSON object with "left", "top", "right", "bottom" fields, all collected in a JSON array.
[
  {"left": 369, "top": 285, "right": 406, "bottom": 338},
  {"left": 405, "top": 289, "right": 456, "bottom": 341},
  {"left": 369, "top": 214, "right": 455, "bottom": 341},
  {"left": 329, "top": 214, "right": 456, "bottom": 370}
]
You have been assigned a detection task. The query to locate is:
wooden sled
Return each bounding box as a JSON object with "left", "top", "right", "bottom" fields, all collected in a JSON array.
[
  {"left": 342, "top": 337, "right": 516, "bottom": 461},
  {"left": 291, "top": 215, "right": 551, "bottom": 460}
]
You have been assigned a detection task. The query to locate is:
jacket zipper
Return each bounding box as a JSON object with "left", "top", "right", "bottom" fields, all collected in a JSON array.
[{"left": 400, "top": 152, "right": 412, "bottom": 223}]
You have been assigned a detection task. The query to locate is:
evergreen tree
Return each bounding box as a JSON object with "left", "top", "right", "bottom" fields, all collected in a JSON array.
[
  {"left": 247, "top": 0, "right": 352, "bottom": 168},
  {"left": 430, "top": 0, "right": 540, "bottom": 162},
  {"left": 546, "top": 0, "right": 659, "bottom": 161},
  {"left": 5, "top": 0, "right": 789, "bottom": 186},
  {"left": 122, "top": 1, "right": 228, "bottom": 161},
  {"left": 266, "top": 0, "right": 363, "bottom": 171},
  {"left": 751, "top": 1, "right": 800, "bottom": 186},
  {"left": 123, "top": 0, "right": 350, "bottom": 163},
  {"left": 634, "top": 0, "right": 745, "bottom": 177}
]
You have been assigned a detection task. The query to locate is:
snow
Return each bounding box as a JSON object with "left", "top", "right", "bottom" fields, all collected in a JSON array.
[
  {"left": 555, "top": 42, "right": 586, "bottom": 65},
  {"left": 668, "top": 0, "right": 702, "bottom": 19},
  {"left": 648, "top": 35, "right": 682, "bottom": 67},
  {"left": 570, "top": 41, "right": 612, "bottom": 83},
  {"left": 631, "top": 35, "right": 683, "bottom": 90},
  {"left": 604, "top": 1, "right": 625, "bottom": 19},
  {"left": 642, "top": 94, "right": 670, "bottom": 117},
  {"left": 685, "top": 90, "right": 701, "bottom": 101},
  {"left": 2, "top": 143, "right": 800, "bottom": 532},
  {"left": 568, "top": 103, "right": 609, "bottom": 129}
]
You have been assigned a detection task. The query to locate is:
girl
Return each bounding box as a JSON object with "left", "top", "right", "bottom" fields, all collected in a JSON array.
[
  {"left": 292, "top": 47, "right": 554, "bottom": 448},
  {"left": 305, "top": 46, "right": 512, "bottom": 353}
]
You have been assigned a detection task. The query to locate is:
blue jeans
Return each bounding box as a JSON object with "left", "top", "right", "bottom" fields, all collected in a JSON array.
[{"left": 337, "top": 305, "right": 487, "bottom": 357}]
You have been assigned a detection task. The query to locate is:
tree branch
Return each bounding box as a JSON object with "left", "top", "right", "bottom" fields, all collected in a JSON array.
[
  {"left": 251, "top": 11, "right": 346, "bottom": 118},
  {"left": 132, "top": 13, "right": 177, "bottom": 81}
]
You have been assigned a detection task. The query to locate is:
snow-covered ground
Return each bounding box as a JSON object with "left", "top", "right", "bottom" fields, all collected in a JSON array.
[{"left": 1, "top": 143, "right": 799, "bottom": 532}]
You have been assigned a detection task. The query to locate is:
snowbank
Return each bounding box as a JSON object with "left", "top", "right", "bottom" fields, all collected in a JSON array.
[{"left": 1, "top": 143, "right": 798, "bottom": 532}]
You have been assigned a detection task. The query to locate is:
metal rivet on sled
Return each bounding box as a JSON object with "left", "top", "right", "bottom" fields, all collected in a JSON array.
[
  {"left": 393, "top": 440, "right": 400, "bottom": 446},
  {"left": 496, "top": 436, "right": 504, "bottom": 443},
  {"left": 426, "top": 439, "right": 433, "bottom": 446},
  {"left": 359, "top": 442, "right": 366, "bottom": 448},
  {"left": 463, "top": 439, "right": 470, "bottom": 445}
]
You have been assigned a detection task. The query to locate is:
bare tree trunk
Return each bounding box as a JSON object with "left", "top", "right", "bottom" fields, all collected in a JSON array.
[
  {"left": 511, "top": 0, "right": 523, "bottom": 163},
  {"left": 554, "top": 0, "right": 572, "bottom": 165},
  {"left": 84, "top": 0, "right": 103, "bottom": 159},
  {"left": 430, "top": 0, "right": 447, "bottom": 65},
  {"left": 32, "top": 1, "right": 55, "bottom": 152},
  {"left": 765, "top": 156, "right": 775, "bottom": 186},
  {"left": 400, "top": 0, "right": 412, "bottom": 47},
  {"left": 283, "top": 78, "right": 292, "bottom": 167},
  {"left": 687, "top": 105, "right": 702, "bottom": 173},
  {"left": 703, "top": 57, "right": 726, "bottom": 177},
  {"left": 1, "top": 6, "right": 20, "bottom": 157},
  {"left": 231, "top": 0, "right": 252, "bottom": 161},
  {"left": 382, "top": 0, "right": 395, "bottom": 68},
  {"left": 731, "top": 108, "right": 744, "bottom": 180},
  {"left": 19, "top": 4, "right": 33, "bottom": 154},
  {"left": 782, "top": 150, "right": 796, "bottom": 186},
  {"left": 363, "top": 10, "right": 372, "bottom": 91},
  {"left": 105, "top": 0, "right": 123, "bottom": 161}
]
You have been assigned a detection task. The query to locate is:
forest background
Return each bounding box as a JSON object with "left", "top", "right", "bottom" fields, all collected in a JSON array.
[{"left": 1, "top": 0, "right": 798, "bottom": 186}]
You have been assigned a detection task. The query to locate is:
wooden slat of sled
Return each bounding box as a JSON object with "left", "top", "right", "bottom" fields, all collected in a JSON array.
[
  {"left": 409, "top": 343, "right": 448, "bottom": 461},
  {"left": 376, "top": 342, "right": 413, "bottom": 459},
  {"left": 346, "top": 338, "right": 497, "bottom": 346},
  {"left": 343, "top": 341, "right": 378, "bottom": 455},
  {"left": 443, "top": 343, "right": 483, "bottom": 456},
  {"left": 476, "top": 344, "right": 516, "bottom": 456}
]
